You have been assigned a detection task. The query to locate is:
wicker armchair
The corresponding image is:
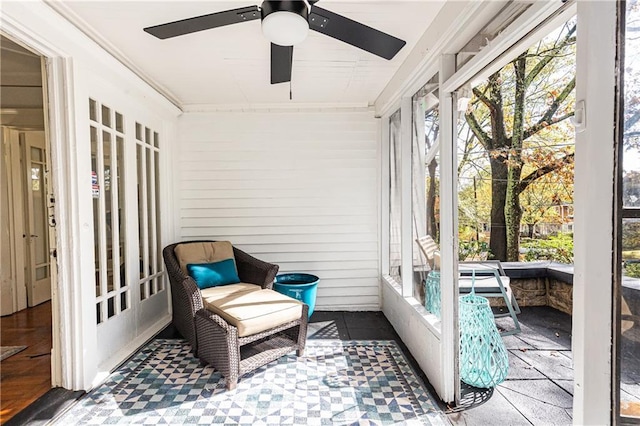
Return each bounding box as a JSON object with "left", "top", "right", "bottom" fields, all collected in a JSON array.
[{"left": 163, "top": 240, "right": 308, "bottom": 390}]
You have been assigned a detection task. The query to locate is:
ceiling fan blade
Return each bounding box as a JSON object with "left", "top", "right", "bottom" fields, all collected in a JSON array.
[
  {"left": 308, "top": 6, "right": 406, "bottom": 60},
  {"left": 144, "top": 6, "right": 260, "bottom": 39},
  {"left": 271, "top": 44, "right": 293, "bottom": 84}
]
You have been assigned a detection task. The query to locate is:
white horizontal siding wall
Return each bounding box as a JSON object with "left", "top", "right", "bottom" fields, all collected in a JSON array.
[{"left": 177, "top": 110, "right": 380, "bottom": 310}]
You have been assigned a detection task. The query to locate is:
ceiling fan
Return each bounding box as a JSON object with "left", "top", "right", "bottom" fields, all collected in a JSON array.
[{"left": 144, "top": 0, "right": 406, "bottom": 85}]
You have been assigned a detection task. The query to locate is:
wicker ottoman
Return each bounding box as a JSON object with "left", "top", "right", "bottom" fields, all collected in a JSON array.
[{"left": 195, "top": 289, "right": 308, "bottom": 390}]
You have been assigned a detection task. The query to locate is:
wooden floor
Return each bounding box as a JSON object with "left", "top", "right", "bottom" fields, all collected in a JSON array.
[{"left": 0, "top": 301, "right": 52, "bottom": 424}]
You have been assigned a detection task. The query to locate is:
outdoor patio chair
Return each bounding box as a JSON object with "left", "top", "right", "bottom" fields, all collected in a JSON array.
[
  {"left": 416, "top": 236, "right": 521, "bottom": 335},
  {"left": 416, "top": 235, "right": 439, "bottom": 269},
  {"left": 163, "top": 240, "right": 308, "bottom": 390}
]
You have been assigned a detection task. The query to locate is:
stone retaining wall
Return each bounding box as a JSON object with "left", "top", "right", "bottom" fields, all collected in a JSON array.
[
  {"left": 547, "top": 279, "right": 573, "bottom": 315},
  {"left": 487, "top": 268, "right": 573, "bottom": 315},
  {"left": 489, "top": 277, "right": 549, "bottom": 309},
  {"left": 481, "top": 263, "right": 638, "bottom": 318}
]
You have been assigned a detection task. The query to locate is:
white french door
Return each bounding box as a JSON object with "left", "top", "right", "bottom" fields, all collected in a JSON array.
[
  {"left": 22, "top": 131, "right": 52, "bottom": 307},
  {"left": 0, "top": 128, "right": 52, "bottom": 313},
  {"left": 87, "top": 91, "right": 168, "bottom": 369}
]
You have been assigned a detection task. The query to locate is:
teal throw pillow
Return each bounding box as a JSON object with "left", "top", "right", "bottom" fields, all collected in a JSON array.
[{"left": 187, "top": 259, "right": 240, "bottom": 289}]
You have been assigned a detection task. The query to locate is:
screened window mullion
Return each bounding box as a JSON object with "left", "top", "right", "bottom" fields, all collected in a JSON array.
[
  {"left": 154, "top": 141, "right": 163, "bottom": 291},
  {"left": 97, "top": 121, "right": 108, "bottom": 320},
  {"left": 139, "top": 141, "right": 149, "bottom": 300},
  {"left": 91, "top": 100, "right": 130, "bottom": 323},
  {"left": 135, "top": 122, "right": 164, "bottom": 301},
  {"left": 148, "top": 142, "right": 158, "bottom": 294}
]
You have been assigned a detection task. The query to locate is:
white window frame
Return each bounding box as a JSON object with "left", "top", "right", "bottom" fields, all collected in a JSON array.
[
  {"left": 377, "top": 0, "right": 622, "bottom": 413},
  {"left": 572, "top": 1, "right": 616, "bottom": 424}
]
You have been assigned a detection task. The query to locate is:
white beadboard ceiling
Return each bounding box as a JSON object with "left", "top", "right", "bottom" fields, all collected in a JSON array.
[{"left": 51, "top": 1, "right": 445, "bottom": 107}]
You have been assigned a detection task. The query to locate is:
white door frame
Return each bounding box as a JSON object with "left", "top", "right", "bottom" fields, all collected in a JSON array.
[
  {"left": 437, "top": 1, "right": 617, "bottom": 420},
  {"left": 378, "top": 0, "right": 619, "bottom": 417},
  {"left": 45, "top": 54, "right": 89, "bottom": 390},
  {"left": 1, "top": 23, "right": 80, "bottom": 389},
  {"left": 573, "top": 1, "right": 617, "bottom": 423}
]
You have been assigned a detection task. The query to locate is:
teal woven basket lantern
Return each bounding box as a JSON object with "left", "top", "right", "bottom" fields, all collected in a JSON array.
[
  {"left": 459, "top": 271, "right": 509, "bottom": 388},
  {"left": 425, "top": 270, "right": 441, "bottom": 319}
]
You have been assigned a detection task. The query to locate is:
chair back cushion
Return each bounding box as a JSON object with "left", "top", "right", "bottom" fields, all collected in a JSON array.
[
  {"left": 175, "top": 241, "right": 236, "bottom": 275},
  {"left": 204, "top": 289, "right": 303, "bottom": 337}
]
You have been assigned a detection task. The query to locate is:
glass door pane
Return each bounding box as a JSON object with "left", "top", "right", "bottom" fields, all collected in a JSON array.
[
  {"left": 135, "top": 122, "right": 164, "bottom": 302},
  {"left": 89, "top": 99, "right": 129, "bottom": 323},
  {"left": 389, "top": 110, "right": 402, "bottom": 283},
  {"left": 412, "top": 82, "right": 441, "bottom": 313}
]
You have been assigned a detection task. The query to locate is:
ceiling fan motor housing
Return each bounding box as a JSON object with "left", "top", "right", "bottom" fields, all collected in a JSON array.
[{"left": 261, "top": 1, "right": 310, "bottom": 46}]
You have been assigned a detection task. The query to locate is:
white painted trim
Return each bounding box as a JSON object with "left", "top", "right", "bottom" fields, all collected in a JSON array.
[
  {"left": 182, "top": 103, "right": 372, "bottom": 113},
  {"left": 0, "top": 14, "right": 84, "bottom": 388},
  {"left": 400, "top": 96, "right": 413, "bottom": 297},
  {"left": 425, "top": 136, "right": 440, "bottom": 165},
  {"left": 381, "top": 278, "right": 445, "bottom": 399},
  {"left": 382, "top": 276, "right": 441, "bottom": 336},
  {"left": 441, "top": 0, "right": 571, "bottom": 94},
  {"left": 439, "top": 53, "right": 458, "bottom": 404},
  {"left": 92, "top": 314, "right": 171, "bottom": 389},
  {"left": 48, "top": 57, "right": 88, "bottom": 391},
  {"left": 43, "top": 1, "right": 182, "bottom": 110},
  {"left": 1, "top": 2, "right": 180, "bottom": 118},
  {"left": 572, "top": 1, "right": 616, "bottom": 423},
  {"left": 3, "top": 1, "right": 180, "bottom": 390},
  {"left": 380, "top": 116, "right": 390, "bottom": 277},
  {"left": 375, "top": 1, "right": 507, "bottom": 117},
  {"left": 317, "top": 304, "right": 381, "bottom": 311}
]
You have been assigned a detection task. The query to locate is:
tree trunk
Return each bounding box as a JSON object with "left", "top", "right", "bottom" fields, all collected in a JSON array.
[
  {"left": 426, "top": 158, "right": 439, "bottom": 240},
  {"left": 505, "top": 53, "right": 527, "bottom": 262},
  {"left": 527, "top": 223, "right": 535, "bottom": 238},
  {"left": 489, "top": 156, "right": 508, "bottom": 261},
  {"left": 505, "top": 174, "right": 523, "bottom": 261}
]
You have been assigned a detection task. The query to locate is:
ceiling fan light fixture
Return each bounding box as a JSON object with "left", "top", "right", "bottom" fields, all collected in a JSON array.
[{"left": 261, "top": 1, "right": 309, "bottom": 46}]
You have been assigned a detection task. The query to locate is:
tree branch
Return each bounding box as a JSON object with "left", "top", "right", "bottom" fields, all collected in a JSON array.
[
  {"left": 524, "top": 25, "right": 576, "bottom": 87},
  {"left": 522, "top": 76, "right": 576, "bottom": 141},
  {"left": 465, "top": 110, "right": 493, "bottom": 150},
  {"left": 472, "top": 86, "right": 497, "bottom": 111},
  {"left": 625, "top": 110, "right": 640, "bottom": 132},
  {"left": 518, "top": 152, "right": 575, "bottom": 193}
]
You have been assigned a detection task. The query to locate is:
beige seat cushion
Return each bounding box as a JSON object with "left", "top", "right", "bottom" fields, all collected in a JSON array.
[
  {"left": 201, "top": 283, "right": 261, "bottom": 304},
  {"left": 203, "top": 289, "right": 303, "bottom": 337},
  {"left": 174, "top": 241, "right": 235, "bottom": 275}
]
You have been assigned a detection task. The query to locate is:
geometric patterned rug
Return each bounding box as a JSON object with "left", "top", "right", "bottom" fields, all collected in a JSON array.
[{"left": 52, "top": 339, "right": 448, "bottom": 425}]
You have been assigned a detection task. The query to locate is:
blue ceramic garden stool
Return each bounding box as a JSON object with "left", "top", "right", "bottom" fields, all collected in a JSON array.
[{"left": 274, "top": 273, "right": 319, "bottom": 319}]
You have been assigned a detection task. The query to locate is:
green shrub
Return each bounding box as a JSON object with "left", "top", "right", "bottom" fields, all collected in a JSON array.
[
  {"left": 624, "top": 263, "right": 640, "bottom": 278},
  {"left": 459, "top": 240, "right": 491, "bottom": 261},
  {"left": 521, "top": 233, "right": 574, "bottom": 263}
]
